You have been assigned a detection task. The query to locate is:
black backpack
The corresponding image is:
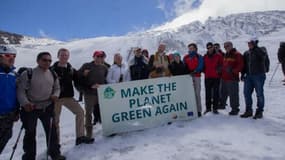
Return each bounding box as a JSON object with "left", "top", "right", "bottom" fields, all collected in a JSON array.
[{"left": 260, "top": 46, "right": 270, "bottom": 73}]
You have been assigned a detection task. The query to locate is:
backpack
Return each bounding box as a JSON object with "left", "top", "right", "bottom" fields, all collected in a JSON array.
[
  {"left": 17, "top": 67, "right": 57, "bottom": 86},
  {"left": 260, "top": 46, "right": 270, "bottom": 73}
]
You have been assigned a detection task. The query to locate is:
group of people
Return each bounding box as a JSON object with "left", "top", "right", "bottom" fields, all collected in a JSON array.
[{"left": 0, "top": 38, "right": 274, "bottom": 159}]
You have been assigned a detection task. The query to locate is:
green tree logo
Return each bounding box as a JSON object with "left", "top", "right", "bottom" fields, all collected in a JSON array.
[{"left": 104, "top": 86, "right": 116, "bottom": 99}]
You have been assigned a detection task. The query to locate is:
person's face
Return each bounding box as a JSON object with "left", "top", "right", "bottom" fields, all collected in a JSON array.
[
  {"left": 224, "top": 43, "right": 233, "bottom": 53},
  {"left": 174, "top": 55, "right": 180, "bottom": 62},
  {"left": 114, "top": 54, "right": 122, "bottom": 64},
  {"left": 38, "top": 54, "right": 52, "bottom": 70},
  {"left": 134, "top": 49, "right": 142, "bottom": 57},
  {"left": 248, "top": 42, "right": 254, "bottom": 49},
  {"left": 0, "top": 53, "right": 16, "bottom": 67},
  {"left": 58, "top": 50, "right": 69, "bottom": 64},
  {"left": 93, "top": 55, "right": 104, "bottom": 64},
  {"left": 188, "top": 46, "right": 196, "bottom": 52},
  {"left": 207, "top": 45, "right": 214, "bottom": 54},
  {"left": 158, "top": 44, "right": 166, "bottom": 53}
]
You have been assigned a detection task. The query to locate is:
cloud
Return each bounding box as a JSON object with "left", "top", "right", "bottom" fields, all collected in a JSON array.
[
  {"left": 38, "top": 29, "right": 50, "bottom": 38},
  {"left": 155, "top": 0, "right": 285, "bottom": 31}
]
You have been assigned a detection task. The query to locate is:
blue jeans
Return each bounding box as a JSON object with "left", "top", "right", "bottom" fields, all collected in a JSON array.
[{"left": 243, "top": 74, "right": 266, "bottom": 112}]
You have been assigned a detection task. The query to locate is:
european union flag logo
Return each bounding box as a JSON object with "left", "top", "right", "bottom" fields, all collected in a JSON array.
[{"left": 187, "top": 112, "right": 193, "bottom": 116}]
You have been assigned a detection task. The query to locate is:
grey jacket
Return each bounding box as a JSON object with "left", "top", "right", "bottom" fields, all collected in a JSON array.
[{"left": 17, "top": 66, "right": 60, "bottom": 109}]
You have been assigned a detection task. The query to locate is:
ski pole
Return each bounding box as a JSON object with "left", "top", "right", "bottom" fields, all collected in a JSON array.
[
  {"left": 9, "top": 125, "right": 24, "bottom": 160},
  {"left": 269, "top": 63, "right": 280, "bottom": 86}
]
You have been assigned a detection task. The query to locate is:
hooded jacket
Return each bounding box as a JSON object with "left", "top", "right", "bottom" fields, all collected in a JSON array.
[
  {"left": 183, "top": 51, "right": 204, "bottom": 77},
  {"left": 0, "top": 66, "right": 17, "bottom": 115}
]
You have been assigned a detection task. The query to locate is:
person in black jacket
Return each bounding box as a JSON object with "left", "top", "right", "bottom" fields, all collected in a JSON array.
[
  {"left": 52, "top": 48, "right": 94, "bottom": 145},
  {"left": 129, "top": 48, "right": 149, "bottom": 80},
  {"left": 240, "top": 38, "right": 270, "bottom": 119},
  {"left": 168, "top": 52, "right": 187, "bottom": 76},
  {"left": 277, "top": 42, "right": 285, "bottom": 82}
]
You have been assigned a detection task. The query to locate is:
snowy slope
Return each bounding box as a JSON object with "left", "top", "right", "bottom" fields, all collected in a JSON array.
[{"left": 1, "top": 10, "right": 285, "bottom": 160}]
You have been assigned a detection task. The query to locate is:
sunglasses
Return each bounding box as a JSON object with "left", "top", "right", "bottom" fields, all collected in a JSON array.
[
  {"left": 1, "top": 54, "right": 16, "bottom": 58},
  {"left": 41, "top": 58, "right": 52, "bottom": 63},
  {"left": 207, "top": 46, "right": 213, "bottom": 49}
]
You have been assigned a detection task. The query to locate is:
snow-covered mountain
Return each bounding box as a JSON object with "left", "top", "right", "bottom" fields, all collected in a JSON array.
[{"left": 7, "top": 10, "right": 285, "bottom": 69}]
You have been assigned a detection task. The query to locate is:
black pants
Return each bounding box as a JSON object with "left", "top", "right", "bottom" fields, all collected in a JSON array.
[
  {"left": 282, "top": 63, "right": 285, "bottom": 76},
  {"left": 20, "top": 104, "right": 61, "bottom": 160},
  {"left": 205, "top": 78, "right": 220, "bottom": 110},
  {"left": 0, "top": 114, "right": 14, "bottom": 154}
]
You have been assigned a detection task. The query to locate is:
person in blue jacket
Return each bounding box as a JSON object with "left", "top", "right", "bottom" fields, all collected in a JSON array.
[{"left": 0, "top": 45, "right": 18, "bottom": 154}]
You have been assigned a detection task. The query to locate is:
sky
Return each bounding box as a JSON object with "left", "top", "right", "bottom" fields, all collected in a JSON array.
[
  {"left": 1, "top": 0, "right": 285, "bottom": 41},
  {"left": 0, "top": 0, "right": 176, "bottom": 41}
]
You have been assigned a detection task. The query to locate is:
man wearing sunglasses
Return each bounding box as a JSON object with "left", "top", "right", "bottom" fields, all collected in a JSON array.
[
  {"left": 0, "top": 45, "right": 18, "bottom": 154},
  {"left": 17, "top": 52, "right": 65, "bottom": 160}
]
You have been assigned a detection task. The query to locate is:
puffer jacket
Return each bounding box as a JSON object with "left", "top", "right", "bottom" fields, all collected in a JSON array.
[
  {"left": 106, "top": 63, "right": 130, "bottom": 83},
  {"left": 183, "top": 51, "right": 204, "bottom": 77},
  {"left": 0, "top": 66, "right": 17, "bottom": 115},
  {"left": 203, "top": 52, "right": 223, "bottom": 79}
]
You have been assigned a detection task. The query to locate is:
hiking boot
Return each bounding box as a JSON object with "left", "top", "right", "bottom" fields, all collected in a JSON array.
[
  {"left": 240, "top": 111, "right": 253, "bottom": 118},
  {"left": 253, "top": 111, "right": 263, "bottom": 119},
  {"left": 213, "top": 110, "right": 219, "bottom": 114},
  {"left": 76, "top": 136, "right": 95, "bottom": 145},
  {"left": 198, "top": 112, "right": 202, "bottom": 117},
  {"left": 229, "top": 109, "right": 239, "bottom": 116},
  {"left": 51, "top": 155, "right": 66, "bottom": 160},
  {"left": 203, "top": 109, "right": 211, "bottom": 115}
]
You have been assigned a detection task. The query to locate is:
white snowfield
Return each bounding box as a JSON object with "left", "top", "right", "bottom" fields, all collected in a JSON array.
[{"left": 1, "top": 11, "right": 285, "bottom": 160}]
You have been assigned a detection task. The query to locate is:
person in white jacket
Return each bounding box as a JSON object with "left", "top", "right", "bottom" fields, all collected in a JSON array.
[{"left": 107, "top": 53, "right": 130, "bottom": 83}]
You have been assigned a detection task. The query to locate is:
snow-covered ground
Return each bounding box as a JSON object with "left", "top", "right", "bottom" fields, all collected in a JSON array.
[{"left": 1, "top": 12, "right": 285, "bottom": 160}]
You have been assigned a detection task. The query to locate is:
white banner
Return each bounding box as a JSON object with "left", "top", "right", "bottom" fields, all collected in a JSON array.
[{"left": 98, "top": 75, "right": 198, "bottom": 136}]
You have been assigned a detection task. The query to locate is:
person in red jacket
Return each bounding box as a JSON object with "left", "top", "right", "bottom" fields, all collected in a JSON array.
[
  {"left": 203, "top": 42, "right": 223, "bottom": 115},
  {"left": 220, "top": 41, "right": 244, "bottom": 115},
  {"left": 183, "top": 43, "right": 204, "bottom": 117}
]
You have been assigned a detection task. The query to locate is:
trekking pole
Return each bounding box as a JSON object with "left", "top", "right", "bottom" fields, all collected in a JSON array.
[
  {"left": 47, "top": 117, "right": 53, "bottom": 160},
  {"left": 9, "top": 125, "right": 24, "bottom": 160},
  {"left": 269, "top": 63, "right": 280, "bottom": 86}
]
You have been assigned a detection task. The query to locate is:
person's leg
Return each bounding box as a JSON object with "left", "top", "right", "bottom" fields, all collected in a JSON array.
[
  {"left": 54, "top": 99, "right": 63, "bottom": 143},
  {"left": 0, "top": 117, "right": 13, "bottom": 154},
  {"left": 212, "top": 78, "right": 220, "bottom": 111},
  {"left": 243, "top": 75, "right": 254, "bottom": 112},
  {"left": 21, "top": 110, "right": 38, "bottom": 160},
  {"left": 282, "top": 63, "right": 285, "bottom": 80},
  {"left": 84, "top": 94, "right": 96, "bottom": 138},
  {"left": 63, "top": 98, "right": 85, "bottom": 138},
  {"left": 193, "top": 77, "right": 202, "bottom": 113},
  {"left": 204, "top": 78, "right": 212, "bottom": 112},
  {"left": 39, "top": 105, "right": 62, "bottom": 159},
  {"left": 228, "top": 81, "right": 240, "bottom": 115},
  {"left": 219, "top": 80, "right": 228, "bottom": 109},
  {"left": 253, "top": 74, "right": 266, "bottom": 112}
]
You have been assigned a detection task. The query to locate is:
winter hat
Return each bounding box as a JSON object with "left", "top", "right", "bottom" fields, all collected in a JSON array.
[
  {"left": 173, "top": 51, "right": 181, "bottom": 57},
  {"left": 248, "top": 37, "right": 259, "bottom": 45},
  {"left": 206, "top": 42, "right": 213, "bottom": 49},
  {"left": 93, "top": 50, "right": 104, "bottom": 57},
  {"left": 0, "top": 45, "right": 17, "bottom": 55}
]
